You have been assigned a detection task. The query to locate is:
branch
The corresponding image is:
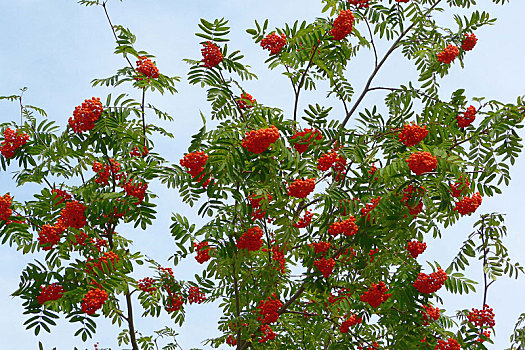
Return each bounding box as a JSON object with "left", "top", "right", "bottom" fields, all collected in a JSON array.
[
  {"left": 125, "top": 292, "right": 139, "bottom": 350},
  {"left": 102, "top": 1, "right": 135, "bottom": 70}
]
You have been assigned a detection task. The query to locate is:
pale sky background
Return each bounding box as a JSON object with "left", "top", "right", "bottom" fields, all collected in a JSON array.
[{"left": 0, "top": 0, "right": 524, "bottom": 349}]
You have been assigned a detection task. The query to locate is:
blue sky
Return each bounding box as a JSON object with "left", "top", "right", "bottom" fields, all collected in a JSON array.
[{"left": 0, "top": 0, "right": 524, "bottom": 349}]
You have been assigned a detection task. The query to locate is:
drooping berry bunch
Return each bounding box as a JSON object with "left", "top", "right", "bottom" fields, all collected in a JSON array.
[
  {"left": 92, "top": 159, "right": 123, "bottom": 186},
  {"left": 294, "top": 209, "right": 313, "bottom": 228},
  {"left": 287, "top": 178, "right": 316, "bottom": 198},
  {"left": 51, "top": 189, "right": 71, "bottom": 206},
  {"left": 467, "top": 304, "right": 495, "bottom": 328},
  {"left": 328, "top": 216, "right": 359, "bottom": 236},
  {"left": 237, "top": 92, "right": 257, "bottom": 109},
  {"left": 457, "top": 105, "right": 476, "bottom": 128},
  {"left": 462, "top": 33, "right": 478, "bottom": 51},
  {"left": 398, "top": 123, "right": 428, "bottom": 147},
  {"left": 360, "top": 281, "right": 391, "bottom": 308},
  {"left": 406, "top": 151, "right": 437, "bottom": 175},
  {"left": 249, "top": 193, "right": 273, "bottom": 220},
  {"left": 340, "top": 314, "right": 362, "bottom": 333},
  {"left": 0, "top": 128, "right": 29, "bottom": 158},
  {"left": 0, "top": 193, "right": 12, "bottom": 221},
  {"left": 259, "top": 324, "right": 277, "bottom": 343},
  {"left": 401, "top": 185, "right": 425, "bottom": 216},
  {"left": 421, "top": 304, "right": 440, "bottom": 325},
  {"left": 437, "top": 44, "right": 459, "bottom": 64},
  {"left": 60, "top": 200, "right": 87, "bottom": 229},
  {"left": 406, "top": 240, "right": 427, "bottom": 258},
  {"left": 81, "top": 288, "right": 108, "bottom": 315},
  {"left": 201, "top": 41, "right": 223, "bottom": 68},
  {"left": 180, "top": 151, "right": 212, "bottom": 188},
  {"left": 312, "top": 241, "right": 331, "bottom": 255},
  {"left": 136, "top": 56, "right": 160, "bottom": 79},
  {"left": 194, "top": 241, "right": 212, "bottom": 263},
  {"left": 137, "top": 277, "right": 157, "bottom": 294},
  {"left": 69, "top": 97, "right": 103, "bottom": 133},
  {"left": 330, "top": 10, "right": 355, "bottom": 40},
  {"left": 270, "top": 245, "right": 286, "bottom": 273},
  {"left": 314, "top": 257, "right": 336, "bottom": 278},
  {"left": 188, "top": 286, "right": 206, "bottom": 304},
  {"left": 236, "top": 227, "right": 264, "bottom": 251},
  {"left": 257, "top": 293, "right": 283, "bottom": 324},
  {"left": 450, "top": 176, "right": 470, "bottom": 197},
  {"left": 454, "top": 192, "right": 482, "bottom": 215},
  {"left": 260, "top": 33, "right": 287, "bottom": 55},
  {"left": 290, "top": 128, "right": 323, "bottom": 153},
  {"left": 413, "top": 268, "right": 448, "bottom": 294},
  {"left": 122, "top": 178, "right": 149, "bottom": 203},
  {"left": 242, "top": 125, "right": 280, "bottom": 154},
  {"left": 348, "top": 0, "right": 369, "bottom": 8},
  {"left": 361, "top": 197, "right": 381, "bottom": 221},
  {"left": 38, "top": 220, "right": 66, "bottom": 250},
  {"left": 37, "top": 284, "right": 65, "bottom": 304},
  {"left": 435, "top": 338, "right": 461, "bottom": 350}
]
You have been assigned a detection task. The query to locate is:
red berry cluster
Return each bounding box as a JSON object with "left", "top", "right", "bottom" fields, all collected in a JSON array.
[
  {"left": 37, "top": 284, "right": 65, "bottom": 304},
  {"left": 396, "top": 0, "right": 410, "bottom": 3},
  {"left": 454, "top": 192, "right": 482, "bottom": 216},
  {"left": 122, "top": 178, "right": 149, "bottom": 203},
  {"left": 314, "top": 257, "right": 336, "bottom": 278},
  {"left": 1, "top": 128, "right": 29, "bottom": 158},
  {"left": 242, "top": 125, "right": 280, "bottom": 154},
  {"left": 450, "top": 176, "right": 470, "bottom": 197},
  {"left": 462, "top": 33, "right": 477, "bottom": 51},
  {"left": 421, "top": 304, "right": 440, "bottom": 325},
  {"left": 237, "top": 227, "right": 263, "bottom": 251},
  {"left": 130, "top": 145, "right": 149, "bottom": 158},
  {"left": 271, "top": 245, "right": 286, "bottom": 273},
  {"left": 180, "top": 151, "right": 212, "bottom": 188},
  {"left": 330, "top": 10, "right": 355, "bottom": 40},
  {"left": 201, "top": 42, "right": 223, "bottom": 69},
  {"left": 317, "top": 151, "right": 346, "bottom": 177},
  {"left": 60, "top": 200, "right": 87, "bottom": 229},
  {"left": 399, "top": 123, "right": 428, "bottom": 147},
  {"left": 413, "top": 268, "right": 447, "bottom": 294},
  {"left": 51, "top": 189, "right": 71, "bottom": 206},
  {"left": 290, "top": 128, "right": 323, "bottom": 154},
  {"left": 340, "top": 314, "right": 362, "bottom": 333},
  {"left": 238, "top": 92, "right": 257, "bottom": 109},
  {"left": 437, "top": 44, "right": 459, "bottom": 64},
  {"left": 136, "top": 56, "right": 159, "bottom": 79},
  {"left": 69, "top": 97, "right": 103, "bottom": 133},
  {"left": 467, "top": 304, "right": 495, "bottom": 328},
  {"left": 294, "top": 209, "right": 313, "bottom": 228},
  {"left": 92, "top": 159, "right": 123, "bottom": 186},
  {"left": 457, "top": 105, "right": 476, "bottom": 128},
  {"left": 369, "top": 248, "right": 379, "bottom": 262},
  {"left": 361, "top": 197, "right": 381, "bottom": 221},
  {"left": 137, "top": 277, "right": 157, "bottom": 294},
  {"left": 257, "top": 293, "right": 283, "bottom": 324},
  {"left": 328, "top": 216, "right": 358, "bottom": 236},
  {"left": 86, "top": 251, "right": 119, "bottom": 275},
  {"left": 0, "top": 193, "right": 13, "bottom": 221},
  {"left": 312, "top": 241, "right": 331, "bottom": 255},
  {"left": 401, "top": 185, "right": 425, "bottom": 216},
  {"left": 38, "top": 220, "right": 66, "bottom": 251},
  {"left": 407, "top": 240, "right": 427, "bottom": 258},
  {"left": 435, "top": 338, "right": 461, "bottom": 350},
  {"left": 260, "top": 33, "right": 287, "bottom": 55},
  {"left": 348, "top": 0, "right": 369, "bottom": 8},
  {"left": 360, "top": 282, "right": 391, "bottom": 308},
  {"left": 406, "top": 151, "right": 437, "bottom": 175},
  {"left": 287, "top": 178, "right": 316, "bottom": 198},
  {"left": 81, "top": 288, "right": 108, "bottom": 315},
  {"left": 194, "top": 241, "right": 212, "bottom": 264},
  {"left": 188, "top": 286, "right": 206, "bottom": 304},
  {"left": 249, "top": 193, "right": 273, "bottom": 220},
  {"left": 259, "top": 324, "right": 276, "bottom": 343},
  {"left": 166, "top": 294, "right": 184, "bottom": 313}
]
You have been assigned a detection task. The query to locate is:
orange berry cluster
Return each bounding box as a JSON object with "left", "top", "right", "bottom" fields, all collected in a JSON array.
[
  {"left": 237, "top": 227, "right": 263, "bottom": 251},
  {"left": 81, "top": 288, "right": 108, "bottom": 315},
  {"left": 287, "top": 178, "right": 316, "bottom": 198},
  {"left": 328, "top": 216, "right": 358, "bottom": 236},
  {"left": 122, "top": 178, "right": 148, "bottom": 203},
  {"left": 402, "top": 185, "right": 425, "bottom": 216},
  {"left": 315, "top": 257, "right": 336, "bottom": 278},
  {"left": 259, "top": 324, "right": 277, "bottom": 343},
  {"left": 477, "top": 330, "right": 491, "bottom": 343},
  {"left": 1, "top": 128, "right": 29, "bottom": 158},
  {"left": 435, "top": 338, "right": 461, "bottom": 350},
  {"left": 348, "top": 0, "right": 369, "bottom": 8},
  {"left": 60, "top": 200, "right": 87, "bottom": 229},
  {"left": 294, "top": 209, "right": 313, "bottom": 228},
  {"left": 180, "top": 151, "right": 212, "bottom": 188},
  {"left": 361, "top": 197, "right": 381, "bottom": 221},
  {"left": 257, "top": 293, "right": 282, "bottom": 324},
  {"left": 407, "top": 240, "right": 427, "bottom": 258},
  {"left": 454, "top": 192, "right": 482, "bottom": 215},
  {"left": 261, "top": 33, "right": 287, "bottom": 55},
  {"left": 136, "top": 56, "right": 159, "bottom": 79},
  {"left": 137, "top": 277, "right": 157, "bottom": 294},
  {"left": 130, "top": 145, "right": 149, "bottom": 158},
  {"left": 51, "top": 189, "right": 71, "bottom": 206},
  {"left": 69, "top": 97, "right": 103, "bottom": 133},
  {"left": 317, "top": 151, "right": 345, "bottom": 172},
  {"left": 450, "top": 176, "right": 470, "bottom": 197},
  {"left": 249, "top": 193, "right": 273, "bottom": 220},
  {"left": 242, "top": 125, "right": 280, "bottom": 154},
  {"left": 271, "top": 245, "right": 286, "bottom": 273},
  {"left": 406, "top": 151, "right": 437, "bottom": 175},
  {"left": 312, "top": 241, "right": 331, "bottom": 255},
  {"left": 194, "top": 241, "right": 212, "bottom": 264},
  {"left": 330, "top": 10, "right": 355, "bottom": 40},
  {"left": 399, "top": 123, "right": 428, "bottom": 147},
  {"left": 188, "top": 286, "right": 206, "bottom": 304},
  {"left": 340, "top": 314, "right": 362, "bottom": 333},
  {"left": 92, "top": 159, "right": 123, "bottom": 186},
  {"left": 437, "top": 44, "right": 459, "bottom": 64},
  {"left": 457, "top": 105, "right": 476, "bottom": 128},
  {"left": 421, "top": 304, "right": 440, "bottom": 325},
  {"left": 0, "top": 193, "right": 13, "bottom": 221},
  {"left": 467, "top": 304, "right": 495, "bottom": 328},
  {"left": 462, "top": 33, "right": 477, "bottom": 51},
  {"left": 201, "top": 41, "right": 223, "bottom": 69},
  {"left": 238, "top": 92, "right": 257, "bottom": 109},
  {"left": 290, "top": 128, "right": 323, "bottom": 154},
  {"left": 37, "top": 284, "right": 65, "bottom": 304},
  {"left": 86, "top": 251, "right": 119, "bottom": 275},
  {"left": 38, "top": 221, "right": 66, "bottom": 251},
  {"left": 413, "top": 268, "right": 447, "bottom": 294},
  {"left": 360, "top": 281, "right": 391, "bottom": 308}
]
